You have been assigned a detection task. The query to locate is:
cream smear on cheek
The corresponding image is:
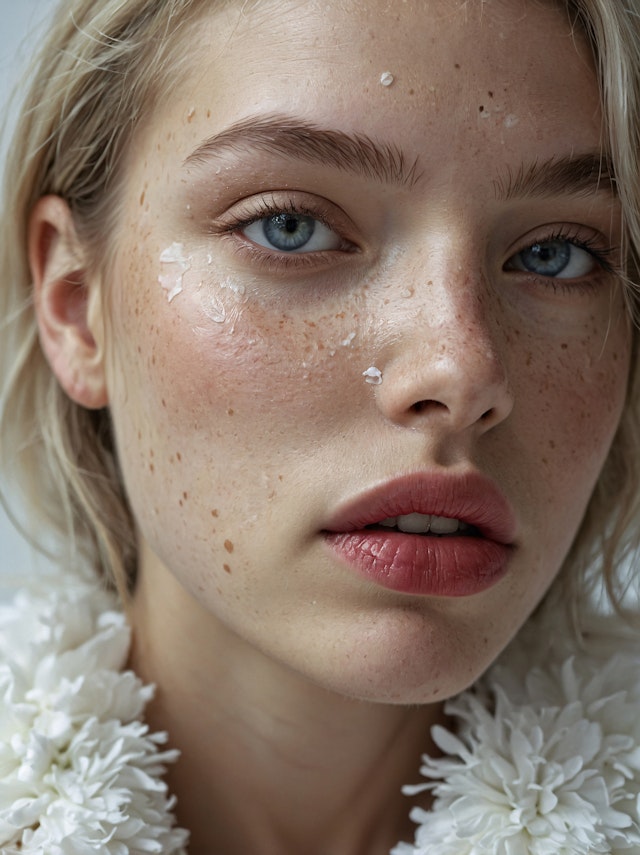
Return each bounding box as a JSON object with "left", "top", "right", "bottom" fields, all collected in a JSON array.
[
  {"left": 158, "top": 243, "right": 251, "bottom": 331},
  {"left": 158, "top": 242, "right": 190, "bottom": 302}
]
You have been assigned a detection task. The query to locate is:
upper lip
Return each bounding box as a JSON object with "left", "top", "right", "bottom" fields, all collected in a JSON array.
[{"left": 323, "top": 470, "right": 517, "bottom": 544}]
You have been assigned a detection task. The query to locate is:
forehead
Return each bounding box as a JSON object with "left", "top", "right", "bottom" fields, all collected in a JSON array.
[
  {"left": 120, "top": 0, "right": 603, "bottom": 221},
  {"left": 141, "top": 0, "right": 597, "bottom": 150}
]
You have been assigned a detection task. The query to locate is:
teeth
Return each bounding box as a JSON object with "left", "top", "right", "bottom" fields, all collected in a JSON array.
[
  {"left": 430, "top": 515, "right": 461, "bottom": 534},
  {"left": 380, "top": 513, "right": 463, "bottom": 534},
  {"left": 397, "top": 513, "right": 431, "bottom": 533}
]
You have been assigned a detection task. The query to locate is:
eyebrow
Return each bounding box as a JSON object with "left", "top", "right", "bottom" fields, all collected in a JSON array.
[
  {"left": 493, "top": 153, "right": 617, "bottom": 201},
  {"left": 183, "top": 114, "right": 422, "bottom": 187}
]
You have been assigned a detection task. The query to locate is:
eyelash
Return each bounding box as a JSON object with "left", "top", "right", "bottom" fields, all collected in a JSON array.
[
  {"left": 506, "top": 226, "right": 620, "bottom": 285},
  {"left": 209, "top": 199, "right": 621, "bottom": 287},
  {"left": 208, "top": 196, "right": 357, "bottom": 271}
]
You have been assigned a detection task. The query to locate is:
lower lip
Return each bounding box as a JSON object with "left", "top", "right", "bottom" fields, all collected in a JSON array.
[{"left": 324, "top": 530, "right": 511, "bottom": 597}]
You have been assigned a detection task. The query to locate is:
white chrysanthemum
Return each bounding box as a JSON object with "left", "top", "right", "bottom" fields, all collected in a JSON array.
[
  {"left": 0, "top": 576, "right": 188, "bottom": 855},
  {"left": 394, "top": 610, "right": 640, "bottom": 855}
]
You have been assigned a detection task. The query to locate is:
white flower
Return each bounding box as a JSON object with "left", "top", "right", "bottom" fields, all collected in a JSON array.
[
  {"left": 0, "top": 575, "right": 188, "bottom": 854},
  {"left": 394, "top": 608, "right": 640, "bottom": 855}
]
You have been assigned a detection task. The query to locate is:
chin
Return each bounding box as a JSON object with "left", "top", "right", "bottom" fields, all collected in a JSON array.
[{"left": 293, "top": 605, "right": 506, "bottom": 706}]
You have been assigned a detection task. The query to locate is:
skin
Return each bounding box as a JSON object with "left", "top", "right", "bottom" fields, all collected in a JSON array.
[{"left": 32, "top": 0, "right": 631, "bottom": 852}]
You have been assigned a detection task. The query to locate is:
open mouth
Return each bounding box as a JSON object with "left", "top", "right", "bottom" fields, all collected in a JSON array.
[{"left": 366, "top": 512, "right": 477, "bottom": 536}]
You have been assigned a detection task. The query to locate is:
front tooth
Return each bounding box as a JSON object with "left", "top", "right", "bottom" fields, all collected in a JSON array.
[
  {"left": 430, "top": 515, "right": 460, "bottom": 534},
  {"left": 397, "top": 513, "right": 431, "bottom": 533},
  {"left": 380, "top": 517, "right": 398, "bottom": 528}
]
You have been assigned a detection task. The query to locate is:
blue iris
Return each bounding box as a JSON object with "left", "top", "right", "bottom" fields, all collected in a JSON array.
[
  {"left": 518, "top": 240, "right": 571, "bottom": 277},
  {"left": 262, "top": 213, "right": 316, "bottom": 251}
]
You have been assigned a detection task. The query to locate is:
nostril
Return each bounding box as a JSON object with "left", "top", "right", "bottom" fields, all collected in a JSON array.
[{"left": 410, "top": 399, "right": 448, "bottom": 415}]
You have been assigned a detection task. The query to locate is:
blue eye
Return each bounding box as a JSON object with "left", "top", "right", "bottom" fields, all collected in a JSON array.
[
  {"left": 243, "top": 213, "right": 342, "bottom": 253},
  {"left": 508, "top": 238, "right": 595, "bottom": 279}
]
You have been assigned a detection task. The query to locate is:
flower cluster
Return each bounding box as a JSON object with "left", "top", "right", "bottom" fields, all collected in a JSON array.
[
  {"left": 393, "top": 609, "right": 640, "bottom": 854},
  {"left": 2, "top": 570, "right": 640, "bottom": 854},
  {"left": 0, "top": 575, "right": 188, "bottom": 854}
]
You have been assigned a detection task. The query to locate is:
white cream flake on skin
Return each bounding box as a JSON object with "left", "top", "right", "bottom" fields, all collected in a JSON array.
[
  {"left": 380, "top": 71, "right": 394, "bottom": 87},
  {"left": 363, "top": 366, "right": 383, "bottom": 385},
  {"left": 342, "top": 332, "right": 356, "bottom": 347},
  {"left": 158, "top": 242, "right": 190, "bottom": 302}
]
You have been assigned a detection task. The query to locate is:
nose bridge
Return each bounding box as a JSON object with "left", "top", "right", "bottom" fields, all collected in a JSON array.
[{"left": 374, "top": 250, "right": 513, "bottom": 434}]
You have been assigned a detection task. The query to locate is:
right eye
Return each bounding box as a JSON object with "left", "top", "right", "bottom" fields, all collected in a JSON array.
[
  {"left": 506, "top": 238, "right": 596, "bottom": 279},
  {"left": 242, "top": 213, "right": 343, "bottom": 254}
]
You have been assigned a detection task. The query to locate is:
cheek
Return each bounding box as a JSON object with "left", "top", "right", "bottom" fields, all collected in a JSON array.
[
  {"left": 104, "top": 247, "right": 368, "bottom": 526},
  {"left": 512, "top": 310, "right": 630, "bottom": 540}
]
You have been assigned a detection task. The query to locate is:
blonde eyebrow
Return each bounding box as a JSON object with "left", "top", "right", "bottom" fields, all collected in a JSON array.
[
  {"left": 183, "top": 113, "right": 422, "bottom": 187},
  {"left": 494, "top": 153, "right": 617, "bottom": 201}
]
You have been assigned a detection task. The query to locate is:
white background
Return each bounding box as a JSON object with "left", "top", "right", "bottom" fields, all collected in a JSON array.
[{"left": 1, "top": 1, "right": 56, "bottom": 579}]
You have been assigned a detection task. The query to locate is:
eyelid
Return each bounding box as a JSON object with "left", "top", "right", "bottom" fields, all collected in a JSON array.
[
  {"left": 503, "top": 223, "right": 621, "bottom": 276},
  {"left": 208, "top": 190, "right": 360, "bottom": 251}
]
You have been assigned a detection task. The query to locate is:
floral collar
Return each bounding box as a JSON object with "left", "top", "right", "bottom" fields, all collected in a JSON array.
[{"left": 1, "top": 574, "right": 639, "bottom": 854}]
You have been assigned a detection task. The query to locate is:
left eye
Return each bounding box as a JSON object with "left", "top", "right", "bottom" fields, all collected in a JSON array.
[
  {"left": 242, "top": 213, "right": 343, "bottom": 253},
  {"left": 506, "top": 238, "right": 595, "bottom": 279}
]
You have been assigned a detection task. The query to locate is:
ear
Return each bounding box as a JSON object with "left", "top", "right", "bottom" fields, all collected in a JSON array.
[{"left": 30, "top": 195, "right": 108, "bottom": 409}]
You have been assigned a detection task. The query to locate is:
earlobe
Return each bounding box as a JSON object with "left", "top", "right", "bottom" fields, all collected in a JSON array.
[{"left": 30, "top": 195, "right": 108, "bottom": 410}]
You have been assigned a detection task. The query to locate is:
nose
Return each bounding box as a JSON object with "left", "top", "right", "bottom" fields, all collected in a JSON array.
[{"left": 373, "top": 279, "right": 514, "bottom": 438}]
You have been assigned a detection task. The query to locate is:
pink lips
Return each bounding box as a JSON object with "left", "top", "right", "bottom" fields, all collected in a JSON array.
[{"left": 323, "top": 471, "right": 517, "bottom": 597}]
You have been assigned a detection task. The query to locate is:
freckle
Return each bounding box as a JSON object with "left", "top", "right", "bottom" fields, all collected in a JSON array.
[
  {"left": 152, "top": 355, "right": 156, "bottom": 365},
  {"left": 223, "top": 564, "right": 232, "bottom": 574},
  {"left": 224, "top": 540, "right": 234, "bottom": 553},
  {"left": 549, "top": 439, "right": 556, "bottom": 449},
  {"left": 278, "top": 475, "right": 284, "bottom": 482},
  {"left": 179, "top": 499, "right": 183, "bottom": 507},
  {"left": 454, "top": 62, "right": 460, "bottom": 69},
  {"left": 162, "top": 399, "right": 167, "bottom": 408},
  {"left": 211, "top": 509, "right": 219, "bottom": 518},
  {"left": 149, "top": 463, "right": 155, "bottom": 473},
  {"left": 408, "top": 88, "right": 414, "bottom": 95},
  {"left": 335, "top": 312, "right": 345, "bottom": 319},
  {"left": 139, "top": 190, "right": 146, "bottom": 206},
  {"left": 561, "top": 343, "right": 568, "bottom": 350},
  {"left": 137, "top": 346, "right": 142, "bottom": 354},
  {"left": 183, "top": 491, "right": 188, "bottom": 500},
  {"left": 177, "top": 452, "right": 182, "bottom": 462},
  {"left": 227, "top": 408, "right": 234, "bottom": 416},
  {"left": 479, "top": 105, "right": 484, "bottom": 112},
  {"left": 488, "top": 90, "right": 494, "bottom": 98},
  {"left": 137, "top": 430, "right": 142, "bottom": 440},
  {"left": 169, "top": 455, "right": 174, "bottom": 464}
]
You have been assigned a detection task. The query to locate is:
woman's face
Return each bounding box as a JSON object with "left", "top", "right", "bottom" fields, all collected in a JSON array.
[{"left": 103, "top": 0, "right": 630, "bottom": 702}]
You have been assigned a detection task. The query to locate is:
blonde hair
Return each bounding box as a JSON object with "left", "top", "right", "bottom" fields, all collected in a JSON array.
[{"left": 1, "top": 0, "right": 639, "bottom": 609}]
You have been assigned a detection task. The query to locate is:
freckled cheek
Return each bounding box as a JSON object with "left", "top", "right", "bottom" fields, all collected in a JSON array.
[
  {"left": 110, "top": 262, "right": 365, "bottom": 450},
  {"left": 521, "top": 335, "right": 630, "bottom": 482}
]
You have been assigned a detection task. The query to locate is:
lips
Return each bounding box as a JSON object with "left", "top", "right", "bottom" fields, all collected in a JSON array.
[{"left": 322, "top": 471, "right": 517, "bottom": 597}]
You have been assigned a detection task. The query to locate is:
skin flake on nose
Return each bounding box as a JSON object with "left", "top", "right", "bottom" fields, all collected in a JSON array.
[{"left": 363, "top": 366, "right": 383, "bottom": 385}]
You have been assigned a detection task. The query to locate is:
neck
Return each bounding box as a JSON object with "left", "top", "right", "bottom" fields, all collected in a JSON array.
[{"left": 126, "top": 560, "right": 442, "bottom": 855}]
